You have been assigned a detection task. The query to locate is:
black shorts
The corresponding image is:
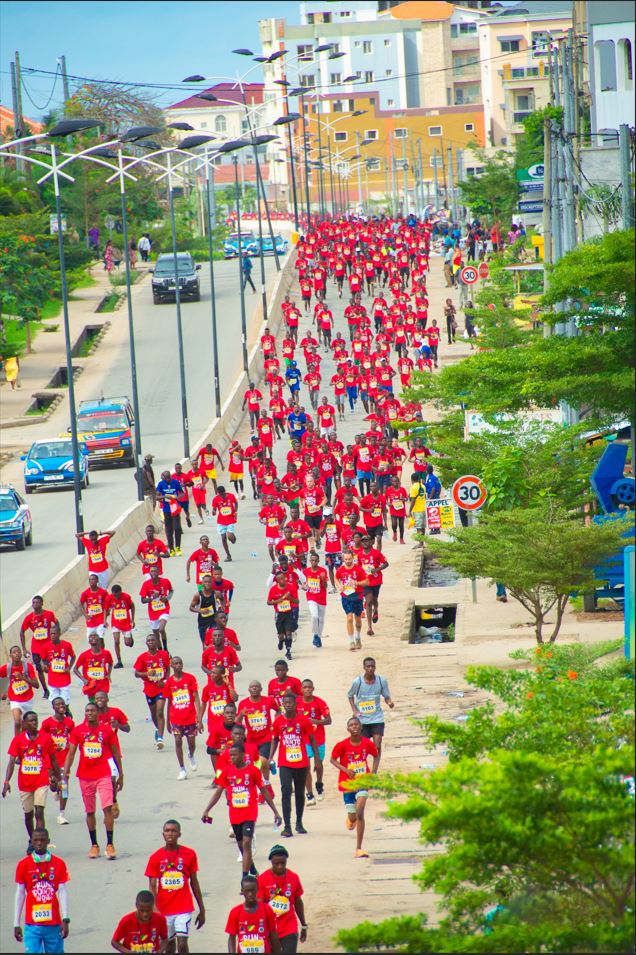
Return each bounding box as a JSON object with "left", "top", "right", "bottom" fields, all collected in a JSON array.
[
  {"left": 258, "top": 742, "right": 272, "bottom": 760},
  {"left": 364, "top": 584, "right": 381, "bottom": 599},
  {"left": 32, "top": 653, "right": 43, "bottom": 668},
  {"left": 232, "top": 820, "right": 256, "bottom": 842},
  {"left": 361, "top": 722, "right": 385, "bottom": 738},
  {"left": 145, "top": 694, "right": 162, "bottom": 707},
  {"left": 275, "top": 611, "right": 295, "bottom": 635},
  {"left": 325, "top": 552, "right": 343, "bottom": 569},
  {"left": 305, "top": 514, "right": 322, "bottom": 530}
]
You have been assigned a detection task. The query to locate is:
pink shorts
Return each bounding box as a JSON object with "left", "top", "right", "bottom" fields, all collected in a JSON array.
[{"left": 79, "top": 775, "right": 114, "bottom": 813}]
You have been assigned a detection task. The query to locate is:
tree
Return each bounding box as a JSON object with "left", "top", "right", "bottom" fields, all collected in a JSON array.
[
  {"left": 0, "top": 233, "right": 55, "bottom": 355},
  {"left": 515, "top": 105, "right": 563, "bottom": 170},
  {"left": 65, "top": 83, "right": 167, "bottom": 137},
  {"left": 336, "top": 644, "right": 635, "bottom": 954},
  {"left": 458, "top": 149, "right": 519, "bottom": 223},
  {"left": 427, "top": 504, "right": 632, "bottom": 643}
]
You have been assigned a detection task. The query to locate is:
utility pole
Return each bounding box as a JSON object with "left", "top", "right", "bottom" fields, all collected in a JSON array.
[
  {"left": 14, "top": 51, "right": 25, "bottom": 133},
  {"left": 389, "top": 136, "right": 396, "bottom": 217},
  {"left": 439, "top": 143, "right": 448, "bottom": 209},
  {"left": 432, "top": 148, "right": 440, "bottom": 211},
  {"left": 542, "top": 116, "right": 553, "bottom": 337},
  {"left": 59, "top": 55, "right": 71, "bottom": 106},
  {"left": 619, "top": 124, "right": 635, "bottom": 229},
  {"left": 417, "top": 139, "right": 425, "bottom": 215},
  {"left": 355, "top": 131, "right": 363, "bottom": 213},
  {"left": 455, "top": 148, "right": 465, "bottom": 222},
  {"left": 446, "top": 144, "right": 455, "bottom": 222},
  {"left": 561, "top": 35, "right": 577, "bottom": 254},
  {"left": 10, "top": 61, "right": 23, "bottom": 173}
]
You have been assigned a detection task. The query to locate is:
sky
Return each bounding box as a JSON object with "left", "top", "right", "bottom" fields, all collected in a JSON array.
[{"left": 0, "top": 0, "right": 301, "bottom": 119}]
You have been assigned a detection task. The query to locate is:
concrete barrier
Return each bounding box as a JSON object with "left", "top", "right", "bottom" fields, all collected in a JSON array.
[{"left": 0, "top": 253, "right": 297, "bottom": 662}]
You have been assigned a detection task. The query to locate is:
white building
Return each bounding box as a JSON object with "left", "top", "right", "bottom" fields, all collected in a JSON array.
[{"left": 587, "top": 0, "right": 635, "bottom": 135}]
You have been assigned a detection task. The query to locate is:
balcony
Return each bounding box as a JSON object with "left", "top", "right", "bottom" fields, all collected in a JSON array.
[
  {"left": 500, "top": 62, "right": 550, "bottom": 84},
  {"left": 453, "top": 62, "right": 480, "bottom": 80},
  {"left": 513, "top": 110, "right": 533, "bottom": 124}
]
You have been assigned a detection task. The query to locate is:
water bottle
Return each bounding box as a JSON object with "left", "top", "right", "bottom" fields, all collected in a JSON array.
[{"left": 60, "top": 780, "right": 69, "bottom": 800}]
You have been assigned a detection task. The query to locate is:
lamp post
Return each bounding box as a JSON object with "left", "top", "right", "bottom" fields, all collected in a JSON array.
[{"left": 203, "top": 147, "right": 222, "bottom": 418}]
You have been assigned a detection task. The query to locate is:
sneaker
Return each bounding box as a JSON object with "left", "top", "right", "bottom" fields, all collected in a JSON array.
[
  {"left": 236, "top": 851, "right": 244, "bottom": 862},
  {"left": 189, "top": 756, "right": 198, "bottom": 773},
  {"left": 42, "top": 690, "right": 50, "bottom": 700},
  {"left": 197, "top": 518, "right": 204, "bottom": 525},
  {"left": 285, "top": 650, "right": 292, "bottom": 661},
  {"left": 156, "top": 736, "right": 164, "bottom": 750},
  {"left": 88, "top": 844, "right": 100, "bottom": 859},
  {"left": 269, "top": 761, "right": 277, "bottom": 777},
  {"left": 355, "top": 635, "right": 362, "bottom": 649},
  {"left": 306, "top": 792, "right": 317, "bottom": 808},
  {"left": 113, "top": 661, "right": 124, "bottom": 670},
  {"left": 177, "top": 768, "right": 187, "bottom": 781},
  {"left": 104, "top": 843, "right": 117, "bottom": 860},
  {"left": 185, "top": 517, "right": 192, "bottom": 528},
  {"left": 392, "top": 532, "right": 397, "bottom": 542},
  {"left": 111, "top": 803, "right": 120, "bottom": 819},
  {"left": 57, "top": 813, "right": 69, "bottom": 825},
  {"left": 295, "top": 822, "right": 308, "bottom": 834},
  {"left": 312, "top": 635, "right": 322, "bottom": 648},
  {"left": 277, "top": 639, "right": 284, "bottom": 651},
  {"left": 169, "top": 549, "right": 176, "bottom": 557},
  {"left": 175, "top": 547, "right": 182, "bottom": 556},
  {"left": 354, "top": 848, "right": 369, "bottom": 858},
  {"left": 316, "top": 781, "right": 324, "bottom": 798},
  {"left": 281, "top": 827, "right": 293, "bottom": 838}
]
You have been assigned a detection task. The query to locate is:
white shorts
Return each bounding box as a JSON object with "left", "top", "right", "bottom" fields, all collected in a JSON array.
[
  {"left": 150, "top": 615, "right": 169, "bottom": 629},
  {"left": 217, "top": 523, "right": 236, "bottom": 537},
  {"left": 8, "top": 699, "right": 34, "bottom": 716},
  {"left": 86, "top": 624, "right": 105, "bottom": 639},
  {"left": 92, "top": 570, "right": 109, "bottom": 590},
  {"left": 49, "top": 686, "right": 71, "bottom": 707},
  {"left": 166, "top": 912, "right": 193, "bottom": 939}
]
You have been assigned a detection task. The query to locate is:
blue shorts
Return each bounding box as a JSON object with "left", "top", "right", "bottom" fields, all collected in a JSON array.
[
  {"left": 341, "top": 594, "right": 364, "bottom": 616},
  {"left": 343, "top": 789, "right": 368, "bottom": 806},
  {"left": 306, "top": 743, "right": 325, "bottom": 760},
  {"left": 24, "top": 924, "right": 65, "bottom": 954},
  {"left": 356, "top": 470, "right": 372, "bottom": 481}
]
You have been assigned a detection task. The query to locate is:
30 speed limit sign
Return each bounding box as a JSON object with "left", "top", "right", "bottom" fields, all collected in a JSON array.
[
  {"left": 460, "top": 265, "right": 479, "bottom": 285},
  {"left": 452, "top": 474, "right": 487, "bottom": 510}
]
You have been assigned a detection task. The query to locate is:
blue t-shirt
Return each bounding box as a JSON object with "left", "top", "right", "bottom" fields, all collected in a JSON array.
[
  {"left": 156, "top": 478, "right": 184, "bottom": 514},
  {"left": 287, "top": 412, "right": 307, "bottom": 437},
  {"left": 242, "top": 256, "right": 252, "bottom": 273},
  {"left": 425, "top": 473, "right": 442, "bottom": 499},
  {"left": 285, "top": 367, "right": 302, "bottom": 391}
]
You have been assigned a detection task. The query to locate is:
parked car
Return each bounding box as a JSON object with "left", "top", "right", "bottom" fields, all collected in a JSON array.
[
  {"left": 0, "top": 485, "right": 33, "bottom": 550},
  {"left": 223, "top": 232, "right": 256, "bottom": 258},
  {"left": 245, "top": 234, "right": 289, "bottom": 257},
  {"left": 23, "top": 438, "right": 90, "bottom": 493},
  {"left": 73, "top": 397, "right": 135, "bottom": 468},
  {"left": 150, "top": 252, "right": 201, "bottom": 303}
]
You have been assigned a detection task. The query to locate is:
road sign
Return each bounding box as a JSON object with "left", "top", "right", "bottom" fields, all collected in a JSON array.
[
  {"left": 518, "top": 199, "right": 543, "bottom": 213},
  {"left": 49, "top": 214, "right": 66, "bottom": 234},
  {"left": 452, "top": 475, "right": 487, "bottom": 511},
  {"left": 104, "top": 214, "right": 116, "bottom": 230},
  {"left": 478, "top": 262, "right": 489, "bottom": 279},
  {"left": 516, "top": 163, "right": 544, "bottom": 182},
  {"left": 426, "top": 498, "right": 456, "bottom": 531},
  {"left": 460, "top": 265, "right": 479, "bottom": 285}
]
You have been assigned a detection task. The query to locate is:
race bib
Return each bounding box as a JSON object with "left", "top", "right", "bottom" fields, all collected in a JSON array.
[
  {"left": 130, "top": 944, "right": 153, "bottom": 954},
  {"left": 31, "top": 903, "right": 53, "bottom": 923},
  {"left": 52, "top": 734, "right": 67, "bottom": 751},
  {"left": 11, "top": 680, "right": 28, "bottom": 695},
  {"left": 306, "top": 503, "right": 319, "bottom": 514},
  {"left": 267, "top": 516, "right": 279, "bottom": 527},
  {"left": 88, "top": 604, "right": 101, "bottom": 617},
  {"left": 342, "top": 586, "right": 356, "bottom": 597},
  {"left": 151, "top": 599, "right": 165, "bottom": 612},
  {"left": 147, "top": 667, "right": 164, "bottom": 682},
  {"left": 307, "top": 578, "right": 321, "bottom": 593},
  {"left": 371, "top": 507, "right": 382, "bottom": 517},
  {"left": 83, "top": 741, "right": 102, "bottom": 759},
  {"left": 277, "top": 600, "right": 291, "bottom": 613},
  {"left": 21, "top": 755, "right": 42, "bottom": 775},
  {"left": 358, "top": 699, "right": 376, "bottom": 714},
  {"left": 160, "top": 871, "right": 185, "bottom": 891},
  {"left": 261, "top": 425, "right": 270, "bottom": 435},
  {"left": 33, "top": 627, "right": 48, "bottom": 642},
  {"left": 50, "top": 658, "right": 67, "bottom": 673},
  {"left": 283, "top": 545, "right": 296, "bottom": 557},
  {"left": 350, "top": 759, "right": 368, "bottom": 775},
  {"left": 145, "top": 553, "right": 158, "bottom": 565},
  {"left": 270, "top": 895, "right": 290, "bottom": 915},
  {"left": 199, "top": 606, "right": 213, "bottom": 617},
  {"left": 248, "top": 712, "right": 266, "bottom": 731},
  {"left": 240, "top": 937, "right": 265, "bottom": 954},
  {"left": 172, "top": 689, "right": 190, "bottom": 708},
  {"left": 113, "top": 608, "right": 128, "bottom": 621},
  {"left": 209, "top": 698, "right": 226, "bottom": 716},
  {"left": 286, "top": 744, "right": 303, "bottom": 763},
  {"left": 231, "top": 790, "right": 250, "bottom": 809},
  {"left": 86, "top": 666, "right": 105, "bottom": 681}
]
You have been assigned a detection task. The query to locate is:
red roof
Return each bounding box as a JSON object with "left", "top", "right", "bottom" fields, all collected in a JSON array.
[
  {"left": 168, "top": 82, "right": 264, "bottom": 110},
  {"left": 0, "top": 104, "right": 44, "bottom": 135}
]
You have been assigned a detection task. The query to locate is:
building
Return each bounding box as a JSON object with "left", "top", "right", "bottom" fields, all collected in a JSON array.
[
  {"left": 478, "top": 1, "right": 572, "bottom": 147},
  {"left": 165, "top": 83, "right": 267, "bottom": 141},
  {"left": 0, "top": 104, "right": 44, "bottom": 138},
  {"left": 586, "top": 0, "right": 635, "bottom": 135}
]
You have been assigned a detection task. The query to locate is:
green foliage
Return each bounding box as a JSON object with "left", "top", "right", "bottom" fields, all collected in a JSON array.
[
  {"left": 428, "top": 504, "right": 633, "bottom": 643},
  {"left": 515, "top": 105, "right": 563, "bottom": 170},
  {"left": 0, "top": 233, "right": 56, "bottom": 355},
  {"left": 336, "top": 646, "right": 635, "bottom": 954},
  {"left": 458, "top": 149, "right": 519, "bottom": 223}
]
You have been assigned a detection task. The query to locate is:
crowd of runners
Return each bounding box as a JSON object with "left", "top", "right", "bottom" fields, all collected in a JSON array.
[{"left": 2, "top": 214, "right": 453, "bottom": 953}]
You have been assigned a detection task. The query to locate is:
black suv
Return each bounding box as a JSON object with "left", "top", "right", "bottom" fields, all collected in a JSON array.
[{"left": 150, "top": 252, "right": 201, "bottom": 304}]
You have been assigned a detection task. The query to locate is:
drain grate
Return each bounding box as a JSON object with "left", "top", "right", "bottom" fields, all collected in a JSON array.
[{"left": 371, "top": 855, "right": 423, "bottom": 865}]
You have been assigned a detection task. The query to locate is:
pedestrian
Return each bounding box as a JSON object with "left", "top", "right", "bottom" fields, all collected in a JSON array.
[
  {"left": 128, "top": 237, "right": 137, "bottom": 269},
  {"left": 19, "top": 596, "right": 59, "bottom": 701},
  {"left": 464, "top": 301, "right": 477, "bottom": 349},
  {"left": 63, "top": 701, "right": 123, "bottom": 859},
  {"left": 302, "top": 552, "right": 328, "bottom": 648},
  {"left": 335, "top": 550, "right": 370, "bottom": 651},
  {"left": 242, "top": 251, "right": 256, "bottom": 293},
  {"left": 330, "top": 716, "right": 379, "bottom": 858},
  {"left": 297, "top": 679, "right": 331, "bottom": 807},
  {"left": 139, "top": 566, "right": 174, "bottom": 652},
  {"left": 3, "top": 710, "right": 62, "bottom": 851},
  {"left": 138, "top": 233, "right": 151, "bottom": 263},
  {"left": 88, "top": 225, "right": 100, "bottom": 255},
  {"left": 225, "top": 875, "right": 281, "bottom": 954},
  {"left": 163, "top": 657, "right": 202, "bottom": 781},
  {"left": 408, "top": 472, "right": 428, "bottom": 535},
  {"left": 156, "top": 470, "right": 184, "bottom": 556},
  {"left": 210, "top": 485, "right": 239, "bottom": 561},
  {"left": 104, "top": 239, "right": 114, "bottom": 273},
  {"left": 347, "top": 657, "right": 394, "bottom": 764},
  {"left": 41, "top": 623, "right": 75, "bottom": 711},
  {"left": 257, "top": 846, "right": 308, "bottom": 954},
  {"left": 111, "top": 890, "right": 168, "bottom": 954},
  {"left": 3, "top": 354, "right": 21, "bottom": 389},
  {"left": 41, "top": 696, "right": 75, "bottom": 825},
  {"left": 443, "top": 247, "right": 453, "bottom": 287},
  {"left": 13, "top": 827, "right": 70, "bottom": 954},
  {"left": 444, "top": 298, "right": 457, "bottom": 344},
  {"left": 133, "top": 633, "right": 171, "bottom": 750},
  {"left": 269, "top": 692, "right": 321, "bottom": 839},
  {"left": 135, "top": 454, "right": 157, "bottom": 505},
  {"left": 145, "top": 819, "right": 206, "bottom": 953}
]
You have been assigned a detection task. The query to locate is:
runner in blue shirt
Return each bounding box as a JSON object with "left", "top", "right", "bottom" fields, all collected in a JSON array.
[{"left": 156, "top": 471, "right": 184, "bottom": 555}]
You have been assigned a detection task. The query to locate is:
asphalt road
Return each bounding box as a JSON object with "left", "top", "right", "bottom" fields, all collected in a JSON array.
[{"left": 0, "top": 255, "right": 285, "bottom": 620}]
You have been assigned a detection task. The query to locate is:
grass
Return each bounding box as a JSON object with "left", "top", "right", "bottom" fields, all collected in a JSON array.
[
  {"left": 0, "top": 317, "right": 44, "bottom": 356},
  {"left": 25, "top": 406, "right": 48, "bottom": 416},
  {"left": 108, "top": 270, "right": 141, "bottom": 288},
  {"left": 97, "top": 292, "right": 121, "bottom": 313}
]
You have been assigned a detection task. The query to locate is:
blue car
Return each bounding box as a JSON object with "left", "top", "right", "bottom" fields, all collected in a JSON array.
[
  {"left": 223, "top": 231, "right": 256, "bottom": 258},
  {"left": 0, "top": 485, "right": 33, "bottom": 550},
  {"left": 22, "top": 438, "right": 90, "bottom": 493},
  {"left": 246, "top": 234, "right": 289, "bottom": 257}
]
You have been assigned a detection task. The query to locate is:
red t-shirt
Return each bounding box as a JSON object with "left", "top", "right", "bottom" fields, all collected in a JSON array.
[
  {"left": 316, "top": 404, "right": 336, "bottom": 429},
  {"left": 212, "top": 494, "right": 238, "bottom": 525},
  {"left": 385, "top": 486, "right": 408, "bottom": 516},
  {"left": 15, "top": 854, "right": 70, "bottom": 927},
  {"left": 260, "top": 503, "right": 286, "bottom": 539},
  {"left": 80, "top": 534, "right": 109, "bottom": 573},
  {"left": 225, "top": 901, "right": 277, "bottom": 952},
  {"left": 301, "top": 486, "right": 324, "bottom": 517},
  {"left": 360, "top": 493, "right": 386, "bottom": 529},
  {"left": 244, "top": 388, "right": 263, "bottom": 411},
  {"left": 297, "top": 695, "right": 330, "bottom": 746},
  {"left": 136, "top": 538, "right": 169, "bottom": 575},
  {"left": 200, "top": 681, "right": 235, "bottom": 726},
  {"left": 139, "top": 578, "right": 172, "bottom": 620},
  {"left": 0, "top": 662, "right": 36, "bottom": 703},
  {"left": 188, "top": 547, "right": 220, "bottom": 586},
  {"left": 69, "top": 721, "right": 118, "bottom": 780},
  {"left": 8, "top": 731, "right": 55, "bottom": 791},
  {"left": 112, "top": 912, "right": 168, "bottom": 953},
  {"left": 304, "top": 567, "right": 328, "bottom": 606},
  {"left": 79, "top": 588, "right": 108, "bottom": 626},
  {"left": 268, "top": 583, "right": 297, "bottom": 614},
  {"left": 145, "top": 845, "right": 198, "bottom": 917},
  {"left": 272, "top": 714, "right": 314, "bottom": 768},
  {"left": 331, "top": 736, "right": 378, "bottom": 790},
  {"left": 163, "top": 674, "right": 199, "bottom": 725},
  {"left": 335, "top": 564, "right": 367, "bottom": 597},
  {"left": 202, "top": 645, "right": 239, "bottom": 688},
  {"left": 41, "top": 640, "right": 74, "bottom": 688},
  {"left": 20, "top": 610, "right": 57, "bottom": 653},
  {"left": 257, "top": 868, "right": 304, "bottom": 939},
  {"left": 320, "top": 517, "right": 342, "bottom": 554},
  {"left": 216, "top": 763, "right": 264, "bottom": 823},
  {"left": 267, "top": 677, "right": 303, "bottom": 714},
  {"left": 75, "top": 648, "right": 113, "bottom": 695},
  {"left": 238, "top": 696, "right": 277, "bottom": 745},
  {"left": 105, "top": 592, "right": 134, "bottom": 632},
  {"left": 359, "top": 547, "right": 387, "bottom": 586},
  {"left": 41, "top": 715, "right": 75, "bottom": 759},
  {"left": 133, "top": 650, "right": 170, "bottom": 699}
]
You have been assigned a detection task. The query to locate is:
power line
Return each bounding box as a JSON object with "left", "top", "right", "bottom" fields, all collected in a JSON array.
[{"left": 21, "top": 64, "right": 60, "bottom": 112}]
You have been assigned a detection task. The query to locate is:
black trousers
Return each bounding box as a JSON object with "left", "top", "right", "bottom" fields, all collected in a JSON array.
[
  {"left": 279, "top": 765, "right": 306, "bottom": 827},
  {"left": 164, "top": 511, "right": 182, "bottom": 550},
  {"left": 281, "top": 935, "right": 299, "bottom": 954},
  {"left": 242, "top": 272, "right": 256, "bottom": 292}
]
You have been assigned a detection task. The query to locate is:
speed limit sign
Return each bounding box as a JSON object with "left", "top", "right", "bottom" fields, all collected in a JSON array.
[
  {"left": 452, "top": 474, "right": 487, "bottom": 510},
  {"left": 460, "top": 265, "right": 479, "bottom": 285}
]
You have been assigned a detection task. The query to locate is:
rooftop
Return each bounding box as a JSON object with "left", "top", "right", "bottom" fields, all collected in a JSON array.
[{"left": 167, "top": 82, "right": 265, "bottom": 111}]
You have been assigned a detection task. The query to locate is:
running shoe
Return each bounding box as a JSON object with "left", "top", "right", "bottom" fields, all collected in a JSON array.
[
  {"left": 169, "top": 549, "right": 176, "bottom": 557},
  {"left": 177, "top": 768, "right": 187, "bottom": 781},
  {"left": 295, "top": 823, "right": 308, "bottom": 834},
  {"left": 316, "top": 782, "right": 324, "bottom": 801},
  {"left": 306, "top": 793, "right": 317, "bottom": 809},
  {"left": 346, "top": 817, "right": 356, "bottom": 831},
  {"left": 113, "top": 661, "right": 124, "bottom": 670},
  {"left": 312, "top": 635, "right": 322, "bottom": 648},
  {"left": 88, "top": 844, "right": 100, "bottom": 859},
  {"left": 156, "top": 736, "right": 164, "bottom": 751},
  {"left": 189, "top": 756, "right": 198, "bottom": 773},
  {"left": 175, "top": 547, "right": 182, "bottom": 556},
  {"left": 57, "top": 813, "right": 69, "bottom": 825},
  {"left": 354, "top": 849, "right": 369, "bottom": 858},
  {"left": 104, "top": 844, "right": 117, "bottom": 860}
]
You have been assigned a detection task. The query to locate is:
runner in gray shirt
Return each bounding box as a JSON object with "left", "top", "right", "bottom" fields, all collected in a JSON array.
[{"left": 347, "top": 657, "right": 394, "bottom": 762}]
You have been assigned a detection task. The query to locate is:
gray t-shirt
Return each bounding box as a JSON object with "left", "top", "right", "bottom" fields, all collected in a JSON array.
[{"left": 348, "top": 674, "right": 391, "bottom": 725}]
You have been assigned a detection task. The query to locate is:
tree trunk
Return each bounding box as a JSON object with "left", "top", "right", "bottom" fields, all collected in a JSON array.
[
  {"left": 548, "top": 595, "right": 569, "bottom": 644},
  {"left": 25, "top": 319, "right": 31, "bottom": 355}
]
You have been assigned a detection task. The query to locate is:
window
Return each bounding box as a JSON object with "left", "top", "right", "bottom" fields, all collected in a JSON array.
[
  {"left": 515, "top": 93, "right": 532, "bottom": 111},
  {"left": 387, "top": 98, "right": 394, "bottom": 106},
  {"left": 299, "top": 74, "right": 315, "bottom": 88},
  {"left": 363, "top": 41, "right": 373, "bottom": 54},
  {"left": 531, "top": 31, "right": 550, "bottom": 57},
  {"left": 596, "top": 39, "right": 617, "bottom": 91},
  {"left": 241, "top": 119, "right": 250, "bottom": 132},
  {"left": 214, "top": 115, "right": 227, "bottom": 133},
  {"left": 464, "top": 123, "right": 474, "bottom": 132},
  {"left": 334, "top": 131, "right": 348, "bottom": 142},
  {"left": 333, "top": 100, "right": 343, "bottom": 112},
  {"left": 466, "top": 166, "right": 480, "bottom": 177},
  {"left": 367, "top": 157, "right": 381, "bottom": 170},
  {"left": 354, "top": 40, "right": 361, "bottom": 47},
  {"left": 364, "top": 70, "right": 374, "bottom": 82},
  {"left": 384, "top": 38, "right": 392, "bottom": 47},
  {"left": 385, "top": 69, "right": 393, "bottom": 77},
  {"left": 355, "top": 70, "right": 362, "bottom": 79},
  {"left": 200, "top": 121, "right": 208, "bottom": 129},
  {"left": 500, "top": 39, "right": 520, "bottom": 53},
  {"left": 339, "top": 10, "right": 351, "bottom": 17},
  {"left": 330, "top": 73, "right": 342, "bottom": 85},
  {"left": 451, "top": 22, "right": 477, "bottom": 37},
  {"left": 330, "top": 43, "right": 341, "bottom": 55},
  {"left": 365, "top": 129, "right": 378, "bottom": 140},
  {"left": 428, "top": 125, "right": 442, "bottom": 136},
  {"left": 297, "top": 44, "right": 313, "bottom": 61},
  {"left": 394, "top": 127, "right": 408, "bottom": 138},
  {"left": 618, "top": 38, "right": 633, "bottom": 89}
]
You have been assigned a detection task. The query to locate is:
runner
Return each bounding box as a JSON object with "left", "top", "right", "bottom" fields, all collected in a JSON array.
[
  {"left": 41, "top": 697, "right": 75, "bottom": 824},
  {"left": 145, "top": 820, "right": 205, "bottom": 954},
  {"left": 260, "top": 494, "right": 287, "bottom": 562},
  {"left": 385, "top": 474, "right": 408, "bottom": 543},
  {"left": 330, "top": 716, "right": 379, "bottom": 858},
  {"left": 237, "top": 680, "right": 277, "bottom": 793},
  {"left": 134, "top": 634, "right": 171, "bottom": 750},
  {"left": 360, "top": 535, "right": 389, "bottom": 636},
  {"left": 257, "top": 845, "right": 307, "bottom": 954},
  {"left": 156, "top": 471, "right": 185, "bottom": 556},
  {"left": 76, "top": 528, "right": 115, "bottom": 589},
  {"left": 136, "top": 524, "right": 170, "bottom": 579},
  {"left": 172, "top": 462, "right": 193, "bottom": 528},
  {"left": 3, "top": 711, "right": 61, "bottom": 851},
  {"left": 257, "top": 409, "right": 277, "bottom": 459},
  {"left": 185, "top": 536, "right": 220, "bottom": 591},
  {"left": 198, "top": 665, "right": 238, "bottom": 756},
  {"left": 319, "top": 506, "right": 342, "bottom": 593},
  {"left": 196, "top": 443, "right": 224, "bottom": 495},
  {"left": 1, "top": 646, "right": 40, "bottom": 735},
  {"left": 201, "top": 628, "right": 242, "bottom": 688},
  {"left": 359, "top": 482, "right": 387, "bottom": 551},
  {"left": 94, "top": 690, "right": 129, "bottom": 823},
  {"left": 73, "top": 632, "right": 113, "bottom": 700},
  {"left": 41, "top": 624, "right": 75, "bottom": 711},
  {"left": 104, "top": 584, "right": 135, "bottom": 668},
  {"left": 225, "top": 875, "right": 280, "bottom": 954},
  {"left": 63, "top": 701, "right": 123, "bottom": 859},
  {"left": 201, "top": 742, "right": 282, "bottom": 882},
  {"left": 228, "top": 440, "right": 247, "bottom": 499},
  {"left": 180, "top": 459, "right": 209, "bottom": 525},
  {"left": 242, "top": 382, "right": 264, "bottom": 430},
  {"left": 13, "top": 827, "right": 70, "bottom": 954},
  {"left": 139, "top": 566, "right": 174, "bottom": 652},
  {"left": 269, "top": 693, "right": 321, "bottom": 838},
  {"left": 19, "top": 596, "right": 58, "bottom": 699},
  {"left": 188, "top": 575, "right": 218, "bottom": 645},
  {"left": 211, "top": 485, "right": 239, "bottom": 561},
  {"left": 297, "top": 679, "right": 331, "bottom": 808},
  {"left": 210, "top": 565, "right": 235, "bottom": 617},
  {"left": 302, "top": 552, "right": 328, "bottom": 648},
  {"left": 335, "top": 550, "right": 371, "bottom": 651},
  {"left": 163, "top": 658, "right": 202, "bottom": 781},
  {"left": 79, "top": 574, "right": 109, "bottom": 643},
  {"left": 347, "top": 657, "right": 395, "bottom": 763},
  {"left": 111, "top": 890, "right": 168, "bottom": 955},
  {"left": 267, "top": 571, "right": 298, "bottom": 661}
]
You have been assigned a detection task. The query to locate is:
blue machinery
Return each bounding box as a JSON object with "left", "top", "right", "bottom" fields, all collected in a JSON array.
[{"left": 588, "top": 443, "right": 635, "bottom": 612}]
